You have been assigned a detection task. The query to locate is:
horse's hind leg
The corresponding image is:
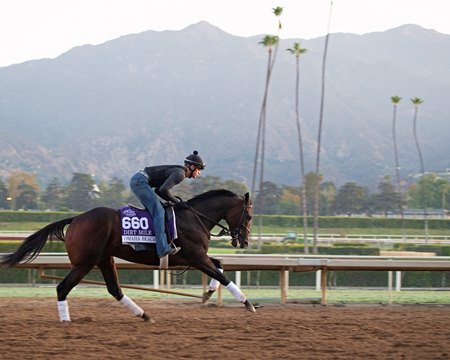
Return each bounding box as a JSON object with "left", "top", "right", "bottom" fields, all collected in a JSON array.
[
  {"left": 56, "top": 264, "right": 94, "bottom": 322},
  {"left": 97, "top": 256, "right": 151, "bottom": 322}
]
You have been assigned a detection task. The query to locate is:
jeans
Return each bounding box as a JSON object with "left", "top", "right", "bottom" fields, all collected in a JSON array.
[{"left": 130, "top": 172, "right": 171, "bottom": 257}]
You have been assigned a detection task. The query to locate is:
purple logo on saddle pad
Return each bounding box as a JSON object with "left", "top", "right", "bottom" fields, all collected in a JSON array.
[{"left": 119, "top": 206, "right": 177, "bottom": 244}]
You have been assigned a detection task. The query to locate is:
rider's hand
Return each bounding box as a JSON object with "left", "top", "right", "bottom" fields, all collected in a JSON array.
[{"left": 175, "top": 201, "right": 189, "bottom": 209}]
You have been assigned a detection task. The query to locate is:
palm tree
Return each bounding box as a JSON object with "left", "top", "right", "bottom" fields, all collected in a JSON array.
[
  {"left": 391, "top": 95, "right": 406, "bottom": 238},
  {"left": 273, "top": 7, "right": 283, "bottom": 21},
  {"left": 251, "top": 7, "right": 283, "bottom": 248},
  {"left": 313, "top": 0, "right": 334, "bottom": 253},
  {"left": 411, "top": 96, "right": 428, "bottom": 241},
  {"left": 251, "top": 35, "right": 279, "bottom": 192},
  {"left": 251, "top": 7, "right": 283, "bottom": 196},
  {"left": 269, "top": 7, "right": 283, "bottom": 73},
  {"left": 287, "top": 42, "right": 308, "bottom": 254}
]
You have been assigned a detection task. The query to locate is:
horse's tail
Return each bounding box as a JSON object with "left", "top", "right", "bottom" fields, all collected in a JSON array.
[{"left": 0, "top": 217, "right": 75, "bottom": 267}]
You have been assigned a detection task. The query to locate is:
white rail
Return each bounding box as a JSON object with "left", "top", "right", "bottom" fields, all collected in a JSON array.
[
  {"left": 3, "top": 231, "right": 450, "bottom": 244},
  {"left": 4, "top": 253, "right": 450, "bottom": 305}
]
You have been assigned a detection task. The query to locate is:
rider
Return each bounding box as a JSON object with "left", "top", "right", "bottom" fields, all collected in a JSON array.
[{"left": 130, "top": 150, "right": 205, "bottom": 258}]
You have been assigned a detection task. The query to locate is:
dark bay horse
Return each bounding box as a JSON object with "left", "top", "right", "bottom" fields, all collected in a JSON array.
[{"left": 1, "top": 189, "right": 254, "bottom": 322}]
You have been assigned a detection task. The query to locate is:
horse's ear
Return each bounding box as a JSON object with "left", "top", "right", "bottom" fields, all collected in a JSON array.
[{"left": 244, "top": 192, "right": 251, "bottom": 204}]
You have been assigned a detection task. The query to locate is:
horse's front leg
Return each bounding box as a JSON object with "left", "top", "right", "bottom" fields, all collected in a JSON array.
[
  {"left": 202, "top": 257, "right": 223, "bottom": 303},
  {"left": 225, "top": 281, "right": 256, "bottom": 313},
  {"left": 198, "top": 257, "right": 256, "bottom": 313}
]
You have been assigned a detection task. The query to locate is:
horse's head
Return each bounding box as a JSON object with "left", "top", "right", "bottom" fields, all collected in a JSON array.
[
  {"left": 226, "top": 192, "right": 253, "bottom": 248},
  {"left": 186, "top": 189, "right": 253, "bottom": 248}
]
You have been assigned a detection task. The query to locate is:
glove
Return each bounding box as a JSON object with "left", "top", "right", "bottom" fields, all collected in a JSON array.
[{"left": 175, "top": 200, "right": 189, "bottom": 209}]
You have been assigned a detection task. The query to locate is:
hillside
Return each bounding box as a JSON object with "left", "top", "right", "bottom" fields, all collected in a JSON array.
[{"left": 1, "top": 22, "right": 449, "bottom": 188}]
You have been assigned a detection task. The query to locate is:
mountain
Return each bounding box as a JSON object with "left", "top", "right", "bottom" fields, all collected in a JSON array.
[{"left": 1, "top": 22, "right": 449, "bottom": 189}]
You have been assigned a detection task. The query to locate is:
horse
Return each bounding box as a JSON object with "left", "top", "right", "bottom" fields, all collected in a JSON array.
[{"left": 0, "top": 189, "right": 254, "bottom": 322}]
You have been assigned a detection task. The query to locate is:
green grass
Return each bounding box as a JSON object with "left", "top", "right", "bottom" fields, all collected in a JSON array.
[
  {"left": 207, "top": 248, "right": 247, "bottom": 254},
  {"left": 0, "top": 222, "right": 50, "bottom": 231},
  {"left": 0, "top": 285, "right": 449, "bottom": 304},
  {"left": 257, "top": 226, "right": 450, "bottom": 236}
]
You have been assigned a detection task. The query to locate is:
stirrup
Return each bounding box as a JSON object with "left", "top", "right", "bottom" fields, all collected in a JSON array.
[{"left": 168, "top": 246, "right": 180, "bottom": 256}]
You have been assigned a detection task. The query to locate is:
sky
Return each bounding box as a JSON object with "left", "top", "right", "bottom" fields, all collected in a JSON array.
[{"left": 1, "top": 0, "right": 449, "bottom": 67}]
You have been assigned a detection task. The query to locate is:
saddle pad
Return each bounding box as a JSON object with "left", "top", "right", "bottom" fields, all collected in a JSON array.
[{"left": 119, "top": 205, "right": 177, "bottom": 244}]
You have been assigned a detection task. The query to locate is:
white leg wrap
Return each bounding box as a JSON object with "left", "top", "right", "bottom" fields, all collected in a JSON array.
[
  {"left": 57, "top": 300, "right": 71, "bottom": 322},
  {"left": 119, "top": 295, "right": 144, "bottom": 317},
  {"left": 226, "top": 281, "right": 247, "bottom": 303},
  {"left": 209, "top": 269, "right": 224, "bottom": 291}
]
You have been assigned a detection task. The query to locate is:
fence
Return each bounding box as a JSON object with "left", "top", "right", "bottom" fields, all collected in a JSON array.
[{"left": 5, "top": 252, "right": 450, "bottom": 305}]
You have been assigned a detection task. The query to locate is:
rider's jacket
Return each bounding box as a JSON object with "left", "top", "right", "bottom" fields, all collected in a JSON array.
[{"left": 143, "top": 165, "right": 187, "bottom": 203}]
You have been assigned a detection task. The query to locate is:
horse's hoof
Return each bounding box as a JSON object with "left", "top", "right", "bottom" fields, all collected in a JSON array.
[
  {"left": 202, "top": 291, "right": 212, "bottom": 303},
  {"left": 142, "top": 313, "right": 155, "bottom": 323},
  {"left": 244, "top": 300, "right": 256, "bottom": 313}
]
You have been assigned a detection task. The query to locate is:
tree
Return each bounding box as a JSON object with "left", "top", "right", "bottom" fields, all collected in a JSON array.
[
  {"left": 252, "top": 33, "right": 280, "bottom": 195},
  {"left": 192, "top": 176, "right": 248, "bottom": 197},
  {"left": 98, "top": 178, "right": 127, "bottom": 208},
  {"left": 64, "top": 173, "right": 98, "bottom": 211},
  {"left": 313, "top": 0, "right": 334, "bottom": 253},
  {"left": 440, "top": 181, "right": 450, "bottom": 212},
  {"left": 251, "top": 7, "right": 283, "bottom": 248},
  {"left": 0, "top": 179, "right": 9, "bottom": 209},
  {"left": 304, "top": 172, "right": 322, "bottom": 215},
  {"left": 278, "top": 186, "right": 301, "bottom": 215},
  {"left": 333, "top": 182, "right": 366, "bottom": 216},
  {"left": 411, "top": 97, "right": 428, "bottom": 240},
  {"left": 219, "top": 179, "right": 248, "bottom": 195},
  {"left": 287, "top": 41, "right": 308, "bottom": 253},
  {"left": 253, "top": 181, "right": 282, "bottom": 215},
  {"left": 372, "top": 176, "right": 401, "bottom": 216},
  {"left": 269, "top": 7, "right": 283, "bottom": 74},
  {"left": 391, "top": 95, "right": 406, "bottom": 235},
  {"left": 191, "top": 175, "right": 224, "bottom": 195},
  {"left": 320, "top": 181, "right": 337, "bottom": 215},
  {"left": 7, "top": 171, "right": 40, "bottom": 210},
  {"left": 42, "top": 178, "right": 63, "bottom": 210},
  {"left": 407, "top": 173, "right": 449, "bottom": 209},
  {"left": 251, "top": 7, "right": 283, "bottom": 195},
  {"left": 15, "top": 182, "right": 38, "bottom": 210}
]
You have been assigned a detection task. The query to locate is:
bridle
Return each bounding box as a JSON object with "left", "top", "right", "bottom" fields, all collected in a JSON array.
[
  {"left": 227, "top": 203, "right": 252, "bottom": 248},
  {"left": 188, "top": 199, "right": 252, "bottom": 248}
]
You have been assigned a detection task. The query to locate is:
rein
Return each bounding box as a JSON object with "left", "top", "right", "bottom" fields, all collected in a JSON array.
[
  {"left": 188, "top": 207, "right": 231, "bottom": 237},
  {"left": 169, "top": 200, "right": 251, "bottom": 276},
  {"left": 186, "top": 201, "right": 251, "bottom": 245},
  {"left": 166, "top": 207, "right": 220, "bottom": 277}
]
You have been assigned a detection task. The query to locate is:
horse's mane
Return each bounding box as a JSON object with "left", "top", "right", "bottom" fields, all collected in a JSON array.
[{"left": 188, "top": 189, "right": 238, "bottom": 206}]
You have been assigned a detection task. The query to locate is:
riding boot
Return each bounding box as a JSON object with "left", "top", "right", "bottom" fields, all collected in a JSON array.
[
  {"left": 158, "top": 244, "right": 180, "bottom": 257},
  {"left": 159, "top": 255, "right": 169, "bottom": 270},
  {"left": 159, "top": 244, "right": 180, "bottom": 269}
]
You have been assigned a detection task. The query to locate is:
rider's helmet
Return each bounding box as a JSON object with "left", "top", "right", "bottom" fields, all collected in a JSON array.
[{"left": 184, "top": 150, "right": 205, "bottom": 170}]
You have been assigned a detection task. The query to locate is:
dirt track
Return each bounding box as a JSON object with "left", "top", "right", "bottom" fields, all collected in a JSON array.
[{"left": 0, "top": 297, "right": 449, "bottom": 359}]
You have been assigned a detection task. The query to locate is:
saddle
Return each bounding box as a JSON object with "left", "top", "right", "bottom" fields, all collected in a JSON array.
[{"left": 119, "top": 204, "right": 177, "bottom": 251}]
